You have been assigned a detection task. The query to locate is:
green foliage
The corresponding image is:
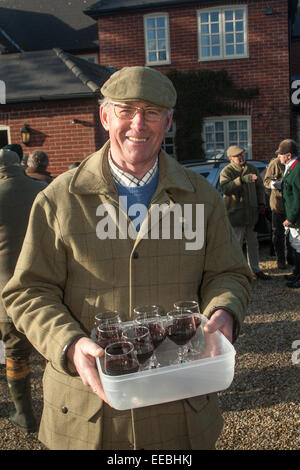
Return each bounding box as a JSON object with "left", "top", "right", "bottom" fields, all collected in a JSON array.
[{"left": 166, "top": 69, "right": 259, "bottom": 161}]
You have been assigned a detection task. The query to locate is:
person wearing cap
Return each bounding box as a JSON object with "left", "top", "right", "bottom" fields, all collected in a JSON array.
[
  {"left": 0, "top": 149, "right": 46, "bottom": 433},
  {"left": 25, "top": 150, "right": 53, "bottom": 184},
  {"left": 263, "top": 152, "right": 287, "bottom": 269},
  {"left": 277, "top": 139, "right": 300, "bottom": 288},
  {"left": 220, "top": 145, "right": 272, "bottom": 280},
  {"left": 3, "top": 143, "right": 23, "bottom": 162},
  {"left": 2, "top": 66, "right": 251, "bottom": 450}
]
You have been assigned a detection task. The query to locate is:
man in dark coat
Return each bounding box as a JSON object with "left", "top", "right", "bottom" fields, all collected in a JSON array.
[
  {"left": 277, "top": 139, "right": 300, "bottom": 288},
  {"left": 0, "top": 149, "right": 46, "bottom": 432}
]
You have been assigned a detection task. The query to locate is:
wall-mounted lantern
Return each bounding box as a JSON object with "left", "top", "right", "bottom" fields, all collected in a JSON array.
[{"left": 20, "top": 124, "right": 31, "bottom": 145}]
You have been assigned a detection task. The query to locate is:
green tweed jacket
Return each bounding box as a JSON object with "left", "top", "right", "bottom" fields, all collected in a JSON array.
[
  {"left": 220, "top": 162, "right": 266, "bottom": 227},
  {"left": 2, "top": 141, "right": 251, "bottom": 450},
  {"left": 282, "top": 158, "right": 300, "bottom": 227}
]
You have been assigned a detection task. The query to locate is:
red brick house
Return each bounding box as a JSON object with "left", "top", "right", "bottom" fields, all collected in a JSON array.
[
  {"left": 85, "top": 0, "right": 298, "bottom": 161},
  {"left": 0, "top": 49, "right": 112, "bottom": 176}
]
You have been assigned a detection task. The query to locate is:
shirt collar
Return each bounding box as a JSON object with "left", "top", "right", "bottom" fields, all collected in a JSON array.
[
  {"left": 284, "top": 156, "right": 298, "bottom": 174},
  {"left": 108, "top": 150, "right": 158, "bottom": 187}
]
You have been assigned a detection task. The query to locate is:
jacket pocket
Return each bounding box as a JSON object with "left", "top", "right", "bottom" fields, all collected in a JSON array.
[
  {"left": 40, "top": 362, "right": 104, "bottom": 450},
  {"left": 183, "top": 393, "right": 223, "bottom": 450}
]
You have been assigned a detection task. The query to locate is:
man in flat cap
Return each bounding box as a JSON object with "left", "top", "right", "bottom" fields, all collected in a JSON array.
[
  {"left": 277, "top": 139, "right": 300, "bottom": 288},
  {"left": 2, "top": 67, "right": 251, "bottom": 450},
  {"left": 220, "top": 145, "right": 272, "bottom": 280},
  {"left": 0, "top": 149, "right": 46, "bottom": 433}
]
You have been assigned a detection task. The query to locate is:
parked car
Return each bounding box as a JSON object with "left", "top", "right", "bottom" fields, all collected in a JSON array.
[{"left": 181, "top": 158, "right": 272, "bottom": 239}]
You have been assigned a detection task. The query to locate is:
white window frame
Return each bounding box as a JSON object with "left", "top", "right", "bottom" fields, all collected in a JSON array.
[
  {"left": 0, "top": 125, "right": 11, "bottom": 147},
  {"left": 144, "top": 13, "right": 171, "bottom": 66},
  {"left": 197, "top": 5, "right": 248, "bottom": 62},
  {"left": 203, "top": 116, "right": 252, "bottom": 159}
]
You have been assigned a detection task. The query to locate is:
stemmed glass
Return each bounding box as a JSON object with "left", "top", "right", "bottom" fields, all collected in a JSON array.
[
  {"left": 134, "top": 305, "right": 167, "bottom": 368},
  {"left": 174, "top": 300, "right": 202, "bottom": 354},
  {"left": 122, "top": 325, "right": 154, "bottom": 371},
  {"left": 104, "top": 341, "right": 140, "bottom": 376},
  {"left": 167, "top": 309, "right": 197, "bottom": 364}
]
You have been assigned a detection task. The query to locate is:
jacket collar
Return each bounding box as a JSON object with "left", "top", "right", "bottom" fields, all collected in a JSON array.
[
  {"left": 69, "top": 140, "right": 195, "bottom": 196},
  {"left": 0, "top": 165, "right": 24, "bottom": 179}
]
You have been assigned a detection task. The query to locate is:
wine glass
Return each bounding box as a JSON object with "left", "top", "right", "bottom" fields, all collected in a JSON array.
[
  {"left": 134, "top": 307, "right": 167, "bottom": 368},
  {"left": 94, "top": 310, "right": 122, "bottom": 343},
  {"left": 104, "top": 341, "right": 140, "bottom": 376},
  {"left": 167, "top": 309, "right": 197, "bottom": 364},
  {"left": 122, "top": 325, "right": 154, "bottom": 371},
  {"left": 96, "top": 321, "right": 124, "bottom": 350},
  {"left": 174, "top": 300, "right": 202, "bottom": 354}
]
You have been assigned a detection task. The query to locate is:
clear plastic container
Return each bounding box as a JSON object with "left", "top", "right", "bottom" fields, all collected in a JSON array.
[{"left": 96, "top": 314, "right": 236, "bottom": 410}]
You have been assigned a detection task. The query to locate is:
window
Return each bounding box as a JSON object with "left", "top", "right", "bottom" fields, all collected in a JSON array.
[
  {"left": 162, "top": 122, "right": 176, "bottom": 158},
  {"left": 197, "top": 6, "right": 248, "bottom": 61},
  {"left": 0, "top": 125, "right": 10, "bottom": 148},
  {"left": 203, "top": 116, "right": 251, "bottom": 159},
  {"left": 144, "top": 13, "right": 170, "bottom": 65}
]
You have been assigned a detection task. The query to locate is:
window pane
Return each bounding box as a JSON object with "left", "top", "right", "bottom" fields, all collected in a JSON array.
[
  {"left": 202, "top": 47, "right": 210, "bottom": 57},
  {"left": 236, "top": 21, "right": 244, "bottom": 31},
  {"left": 225, "top": 10, "right": 233, "bottom": 21},
  {"left": 216, "top": 133, "right": 223, "bottom": 142},
  {"left": 201, "top": 24, "right": 209, "bottom": 34},
  {"left": 211, "top": 12, "right": 219, "bottom": 22},
  {"left": 158, "top": 40, "right": 166, "bottom": 50},
  {"left": 158, "top": 51, "right": 166, "bottom": 60},
  {"left": 149, "top": 52, "right": 157, "bottom": 62},
  {"left": 229, "top": 132, "right": 238, "bottom": 141},
  {"left": 205, "top": 123, "right": 214, "bottom": 132},
  {"left": 202, "top": 36, "right": 210, "bottom": 46},
  {"left": 226, "top": 33, "right": 234, "bottom": 44},
  {"left": 226, "top": 45, "right": 234, "bottom": 55},
  {"left": 239, "top": 121, "right": 247, "bottom": 130},
  {"left": 212, "top": 46, "right": 220, "bottom": 56},
  {"left": 236, "top": 10, "right": 244, "bottom": 20},
  {"left": 236, "top": 33, "right": 244, "bottom": 43},
  {"left": 157, "top": 17, "right": 165, "bottom": 28},
  {"left": 240, "top": 132, "right": 248, "bottom": 141},
  {"left": 147, "top": 30, "right": 155, "bottom": 40},
  {"left": 157, "top": 29, "right": 165, "bottom": 39},
  {"left": 215, "top": 122, "right": 224, "bottom": 131},
  {"left": 229, "top": 121, "right": 237, "bottom": 130},
  {"left": 200, "top": 13, "right": 209, "bottom": 23},
  {"left": 212, "top": 35, "right": 220, "bottom": 45},
  {"left": 148, "top": 40, "right": 156, "bottom": 51},
  {"left": 211, "top": 23, "right": 219, "bottom": 33},
  {"left": 236, "top": 44, "right": 244, "bottom": 54},
  {"left": 147, "top": 18, "right": 155, "bottom": 28},
  {"left": 225, "top": 22, "right": 234, "bottom": 32}
]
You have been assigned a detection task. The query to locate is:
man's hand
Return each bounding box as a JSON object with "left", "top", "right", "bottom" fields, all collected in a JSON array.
[
  {"left": 203, "top": 309, "right": 234, "bottom": 343},
  {"left": 283, "top": 219, "right": 292, "bottom": 227},
  {"left": 67, "top": 337, "right": 109, "bottom": 403}
]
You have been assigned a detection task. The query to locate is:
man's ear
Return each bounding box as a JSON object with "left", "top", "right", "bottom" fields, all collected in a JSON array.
[{"left": 100, "top": 105, "right": 110, "bottom": 131}]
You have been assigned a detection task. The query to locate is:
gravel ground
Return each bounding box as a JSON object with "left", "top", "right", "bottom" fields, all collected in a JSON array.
[{"left": 0, "top": 242, "right": 299, "bottom": 450}]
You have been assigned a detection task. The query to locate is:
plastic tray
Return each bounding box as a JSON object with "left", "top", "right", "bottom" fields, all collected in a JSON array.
[{"left": 95, "top": 314, "right": 236, "bottom": 410}]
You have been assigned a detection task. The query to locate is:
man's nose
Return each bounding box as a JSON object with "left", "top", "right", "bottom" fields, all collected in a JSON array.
[{"left": 131, "top": 110, "right": 147, "bottom": 129}]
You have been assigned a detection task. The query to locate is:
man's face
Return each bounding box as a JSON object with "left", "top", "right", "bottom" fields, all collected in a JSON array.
[
  {"left": 100, "top": 101, "right": 173, "bottom": 174},
  {"left": 278, "top": 153, "right": 291, "bottom": 165},
  {"left": 230, "top": 153, "right": 245, "bottom": 165}
]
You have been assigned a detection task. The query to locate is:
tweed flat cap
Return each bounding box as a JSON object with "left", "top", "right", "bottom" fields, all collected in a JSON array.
[
  {"left": 0, "top": 149, "right": 20, "bottom": 168},
  {"left": 276, "top": 139, "right": 298, "bottom": 156},
  {"left": 227, "top": 145, "right": 245, "bottom": 158},
  {"left": 101, "top": 66, "right": 177, "bottom": 108}
]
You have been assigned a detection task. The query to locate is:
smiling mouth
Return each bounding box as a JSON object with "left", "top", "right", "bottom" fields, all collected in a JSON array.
[{"left": 127, "top": 137, "right": 147, "bottom": 143}]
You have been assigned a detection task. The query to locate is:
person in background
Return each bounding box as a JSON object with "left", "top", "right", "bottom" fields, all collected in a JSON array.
[
  {"left": 3, "top": 143, "right": 23, "bottom": 163},
  {"left": 263, "top": 152, "right": 287, "bottom": 269},
  {"left": 220, "top": 145, "right": 272, "bottom": 280},
  {"left": 2, "top": 66, "right": 251, "bottom": 450},
  {"left": 0, "top": 149, "right": 46, "bottom": 432},
  {"left": 25, "top": 150, "right": 52, "bottom": 184},
  {"left": 277, "top": 139, "right": 300, "bottom": 289}
]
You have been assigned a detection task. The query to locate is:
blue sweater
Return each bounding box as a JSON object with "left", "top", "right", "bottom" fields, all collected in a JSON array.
[{"left": 115, "top": 172, "right": 159, "bottom": 231}]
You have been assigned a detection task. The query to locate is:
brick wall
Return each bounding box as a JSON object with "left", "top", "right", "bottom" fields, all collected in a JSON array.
[
  {"left": 0, "top": 98, "right": 105, "bottom": 177},
  {"left": 97, "top": 0, "right": 291, "bottom": 160}
]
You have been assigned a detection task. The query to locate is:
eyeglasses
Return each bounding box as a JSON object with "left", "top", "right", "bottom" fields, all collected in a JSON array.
[{"left": 112, "top": 102, "right": 166, "bottom": 122}]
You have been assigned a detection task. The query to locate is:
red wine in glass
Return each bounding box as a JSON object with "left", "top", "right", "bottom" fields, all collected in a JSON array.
[
  {"left": 97, "top": 324, "right": 123, "bottom": 349},
  {"left": 167, "top": 310, "right": 197, "bottom": 363},
  {"left": 122, "top": 325, "right": 154, "bottom": 369},
  {"left": 105, "top": 341, "right": 139, "bottom": 376}
]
